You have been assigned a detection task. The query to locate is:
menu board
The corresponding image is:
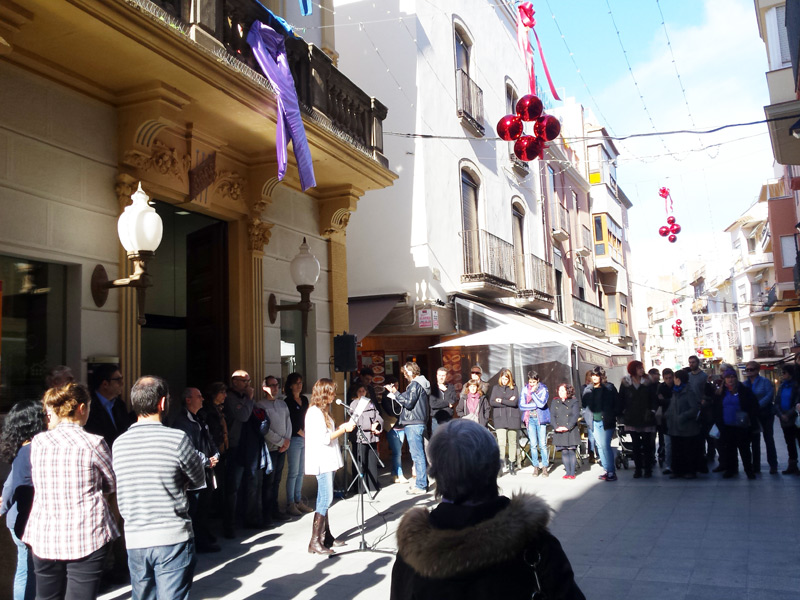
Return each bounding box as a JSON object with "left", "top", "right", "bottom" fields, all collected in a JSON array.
[
  {"left": 359, "top": 350, "right": 386, "bottom": 400},
  {"left": 441, "top": 348, "right": 464, "bottom": 393}
]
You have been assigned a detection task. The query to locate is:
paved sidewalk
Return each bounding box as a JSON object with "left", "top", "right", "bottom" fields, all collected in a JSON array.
[{"left": 97, "top": 453, "right": 800, "bottom": 600}]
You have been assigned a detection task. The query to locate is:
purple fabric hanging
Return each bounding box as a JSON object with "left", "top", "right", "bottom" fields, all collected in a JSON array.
[{"left": 247, "top": 21, "right": 316, "bottom": 191}]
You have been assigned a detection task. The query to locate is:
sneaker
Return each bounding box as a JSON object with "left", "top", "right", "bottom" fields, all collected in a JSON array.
[
  {"left": 567, "top": 475, "right": 576, "bottom": 480},
  {"left": 286, "top": 504, "right": 303, "bottom": 517},
  {"left": 406, "top": 486, "right": 427, "bottom": 496},
  {"left": 598, "top": 472, "right": 608, "bottom": 480},
  {"left": 394, "top": 475, "right": 409, "bottom": 484},
  {"left": 296, "top": 501, "right": 314, "bottom": 514},
  {"left": 604, "top": 473, "right": 618, "bottom": 482},
  {"left": 662, "top": 468, "right": 672, "bottom": 475},
  {"left": 562, "top": 474, "right": 570, "bottom": 479}
]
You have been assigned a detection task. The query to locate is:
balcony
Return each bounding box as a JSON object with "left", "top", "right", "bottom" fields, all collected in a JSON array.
[
  {"left": 460, "top": 229, "right": 516, "bottom": 297},
  {"left": 508, "top": 142, "right": 529, "bottom": 174},
  {"left": 766, "top": 67, "right": 795, "bottom": 105},
  {"left": 575, "top": 226, "right": 592, "bottom": 258},
  {"left": 571, "top": 296, "right": 606, "bottom": 334},
  {"left": 220, "top": 0, "right": 388, "bottom": 167},
  {"left": 550, "top": 202, "right": 570, "bottom": 242},
  {"left": 742, "top": 251, "right": 773, "bottom": 275},
  {"left": 755, "top": 342, "right": 777, "bottom": 359},
  {"left": 606, "top": 319, "right": 628, "bottom": 339},
  {"left": 515, "top": 254, "right": 555, "bottom": 309},
  {"left": 456, "top": 69, "right": 485, "bottom": 136}
]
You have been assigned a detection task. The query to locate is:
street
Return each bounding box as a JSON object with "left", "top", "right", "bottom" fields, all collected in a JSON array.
[{"left": 97, "top": 444, "right": 800, "bottom": 600}]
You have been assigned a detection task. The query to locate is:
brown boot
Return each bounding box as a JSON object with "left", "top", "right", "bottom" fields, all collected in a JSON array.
[
  {"left": 308, "top": 513, "right": 332, "bottom": 555},
  {"left": 324, "top": 514, "right": 346, "bottom": 548}
]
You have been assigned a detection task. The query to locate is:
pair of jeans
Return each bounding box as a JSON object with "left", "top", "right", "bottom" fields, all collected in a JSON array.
[
  {"left": 404, "top": 424, "right": 428, "bottom": 489},
  {"left": 752, "top": 412, "right": 778, "bottom": 470},
  {"left": 527, "top": 419, "right": 549, "bottom": 468},
  {"left": 781, "top": 424, "right": 800, "bottom": 463},
  {"left": 720, "top": 425, "right": 753, "bottom": 475},
  {"left": 33, "top": 542, "right": 109, "bottom": 600},
  {"left": 223, "top": 457, "right": 257, "bottom": 533},
  {"left": 262, "top": 450, "right": 286, "bottom": 521},
  {"left": 285, "top": 436, "right": 305, "bottom": 503},
  {"left": 127, "top": 539, "right": 196, "bottom": 600},
  {"left": 10, "top": 528, "right": 34, "bottom": 600},
  {"left": 388, "top": 428, "right": 406, "bottom": 477},
  {"left": 593, "top": 420, "right": 615, "bottom": 475},
  {"left": 315, "top": 471, "right": 334, "bottom": 516},
  {"left": 496, "top": 428, "right": 518, "bottom": 465}
]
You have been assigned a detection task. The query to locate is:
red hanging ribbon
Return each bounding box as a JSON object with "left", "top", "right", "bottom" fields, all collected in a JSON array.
[
  {"left": 659, "top": 186, "right": 673, "bottom": 215},
  {"left": 516, "top": 2, "right": 561, "bottom": 100}
]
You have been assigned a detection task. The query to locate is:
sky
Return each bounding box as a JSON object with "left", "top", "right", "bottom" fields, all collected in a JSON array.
[{"left": 531, "top": 0, "right": 777, "bottom": 282}]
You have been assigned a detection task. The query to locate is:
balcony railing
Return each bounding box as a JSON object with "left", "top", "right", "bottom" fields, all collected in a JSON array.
[
  {"left": 166, "top": 0, "right": 388, "bottom": 167},
  {"left": 516, "top": 253, "right": 555, "bottom": 305},
  {"left": 456, "top": 69, "right": 485, "bottom": 136},
  {"left": 571, "top": 296, "right": 606, "bottom": 333},
  {"left": 550, "top": 202, "right": 570, "bottom": 241},
  {"left": 607, "top": 319, "right": 628, "bottom": 338},
  {"left": 461, "top": 229, "right": 515, "bottom": 287},
  {"left": 755, "top": 342, "right": 777, "bottom": 359}
]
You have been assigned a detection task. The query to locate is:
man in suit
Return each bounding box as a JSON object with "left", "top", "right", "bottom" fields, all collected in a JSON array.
[{"left": 86, "top": 363, "right": 131, "bottom": 450}]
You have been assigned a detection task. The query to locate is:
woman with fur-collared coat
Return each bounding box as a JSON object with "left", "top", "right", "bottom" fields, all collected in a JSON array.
[
  {"left": 619, "top": 360, "right": 658, "bottom": 478},
  {"left": 390, "top": 419, "right": 585, "bottom": 600}
]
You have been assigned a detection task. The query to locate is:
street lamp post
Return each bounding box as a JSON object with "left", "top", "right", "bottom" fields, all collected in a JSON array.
[
  {"left": 91, "top": 183, "right": 164, "bottom": 326},
  {"left": 268, "top": 237, "right": 321, "bottom": 338}
]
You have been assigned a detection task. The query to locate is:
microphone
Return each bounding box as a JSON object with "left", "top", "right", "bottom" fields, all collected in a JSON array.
[{"left": 335, "top": 398, "right": 354, "bottom": 412}]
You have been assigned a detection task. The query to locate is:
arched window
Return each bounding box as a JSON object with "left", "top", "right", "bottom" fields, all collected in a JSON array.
[
  {"left": 512, "top": 201, "right": 525, "bottom": 287},
  {"left": 455, "top": 27, "right": 471, "bottom": 75},
  {"left": 461, "top": 168, "right": 480, "bottom": 274}
]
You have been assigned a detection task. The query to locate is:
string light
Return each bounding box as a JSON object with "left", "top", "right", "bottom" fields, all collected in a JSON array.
[
  {"left": 605, "top": 0, "right": 678, "bottom": 160},
  {"left": 654, "top": 0, "right": 715, "bottom": 158}
]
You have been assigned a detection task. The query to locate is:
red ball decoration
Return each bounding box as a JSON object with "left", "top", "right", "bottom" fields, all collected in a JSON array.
[
  {"left": 516, "top": 94, "right": 544, "bottom": 122},
  {"left": 670, "top": 223, "right": 681, "bottom": 234},
  {"left": 496, "top": 114, "right": 523, "bottom": 141},
  {"left": 534, "top": 115, "right": 562, "bottom": 141},
  {"left": 676, "top": 319, "right": 682, "bottom": 325},
  {"left": 668, "top": 234, "right": 677, "bottom": 243},
  {"left": 514, "top": 135, "right": 544, "bottom": 162},
  {"left": 658, "top": 226, "right": 669, "bottom": 237},
  {"left": 667, "top": 216, "right": 676, "bottom": 225}
]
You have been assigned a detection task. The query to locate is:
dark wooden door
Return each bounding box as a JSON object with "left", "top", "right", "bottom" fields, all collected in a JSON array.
[{"left": 186, "top": 222, "right": 228, "bottom": 393}]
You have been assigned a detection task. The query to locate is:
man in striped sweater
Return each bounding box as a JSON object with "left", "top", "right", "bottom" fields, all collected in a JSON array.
[{"left": 113, "top": 376, "right": 205, "bottom": 600}]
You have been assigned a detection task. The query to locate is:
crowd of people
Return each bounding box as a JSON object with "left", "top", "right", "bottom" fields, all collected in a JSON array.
[{"left": 2, "top": 353, "right": 798, "bottom": 599}]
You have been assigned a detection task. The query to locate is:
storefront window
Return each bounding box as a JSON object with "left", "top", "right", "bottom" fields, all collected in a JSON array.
[{"left": 0, "top": 254, "right": 67, "bottom": 411}]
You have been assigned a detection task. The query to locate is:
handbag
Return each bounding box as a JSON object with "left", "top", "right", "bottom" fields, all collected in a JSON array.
[
  {"left": 708, "top": 424, "right": 720, "bottom": 439},
  {"left": 463, "top": 411, "right": 481, "bottom": 423},
  {"left": 734, "top": 410, "right": 751, "bottom": 429}
]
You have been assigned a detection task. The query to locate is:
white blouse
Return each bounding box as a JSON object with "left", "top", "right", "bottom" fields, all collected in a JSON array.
[{"left": 304, "top": 405, "right": 344, "bottom": 476}]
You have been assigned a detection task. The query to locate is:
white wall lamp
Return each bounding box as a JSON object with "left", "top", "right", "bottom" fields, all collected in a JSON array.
[
  {"left": 91, "top": 183, "right": 164, "bottom": 326},
  {"left": 268, "top": 237, "right": 321, "bottom": 338}
]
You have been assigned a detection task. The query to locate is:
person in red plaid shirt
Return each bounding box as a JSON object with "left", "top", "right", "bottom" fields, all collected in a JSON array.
[{"left": 23, "top": 383, "right": 120, "bottom": 600}]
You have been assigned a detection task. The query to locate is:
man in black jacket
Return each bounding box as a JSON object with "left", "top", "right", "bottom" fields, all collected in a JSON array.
[
  {"left": 429, "top": 367, "right": 457, "bottom": 435},
  {"left": 86, "top": 363, "right": 131, "bottom": 450},
  {"left": 173, "top": 387, "right": 220, "bottom": 552}
]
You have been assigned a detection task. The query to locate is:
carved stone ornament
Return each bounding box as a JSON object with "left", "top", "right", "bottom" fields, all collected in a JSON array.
[
  {"left": 322, "top": 207, "right": 351, "bottom": 239},
  {"left": 215, "top": 171, "right": 247, "bottom": 204},
  {"left": 122, "top": 140, "right": 190, "bottom": 182},
  {"left": 248, "top": 218, "right": 274, "bottom": 251},
  {"left": 115, "top": 174, "right": 139, "bottom": 209}
]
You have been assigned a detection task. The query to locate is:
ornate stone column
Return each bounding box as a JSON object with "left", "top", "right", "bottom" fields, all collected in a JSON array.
[{"left": 318, "top": 185, "right": 362, "bottom": 413}]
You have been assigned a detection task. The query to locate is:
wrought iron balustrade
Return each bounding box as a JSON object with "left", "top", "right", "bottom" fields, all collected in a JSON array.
[
  {"left": 461, "top": 229, "right": 515, "bottom": 286},
  {"left": 456, "top": 69, "right": 485, "bottom": 135}
]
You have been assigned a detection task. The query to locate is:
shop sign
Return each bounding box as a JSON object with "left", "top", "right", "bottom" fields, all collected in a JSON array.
[{"left": 418, "top": 308, "right": 432, "bottom": 328}]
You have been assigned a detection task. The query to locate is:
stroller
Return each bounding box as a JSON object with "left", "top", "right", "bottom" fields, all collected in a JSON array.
[{"left": 614, "top": 421, "right": 633, "bottom": 470}]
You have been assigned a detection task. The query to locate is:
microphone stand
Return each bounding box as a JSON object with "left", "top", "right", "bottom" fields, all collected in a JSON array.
[{"left": 334, "top": 397, "right": 395, "bottom": 557}]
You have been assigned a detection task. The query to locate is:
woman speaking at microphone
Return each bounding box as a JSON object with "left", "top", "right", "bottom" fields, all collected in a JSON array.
[{"left": 304, "top": 378, "right": 354, "bottom": 555}]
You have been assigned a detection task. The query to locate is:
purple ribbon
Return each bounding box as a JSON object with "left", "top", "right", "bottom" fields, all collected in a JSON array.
[{"left": 247, "top": 21, "right": 316, "bottom": 191}]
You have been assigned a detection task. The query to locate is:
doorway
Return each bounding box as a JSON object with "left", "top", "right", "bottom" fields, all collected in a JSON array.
[{"left": 141, "top": 202, "right": 228, "bottom": 404}]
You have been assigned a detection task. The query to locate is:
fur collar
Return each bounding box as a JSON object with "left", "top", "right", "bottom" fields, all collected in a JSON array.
[{"left": 396, "top": 493, "right": 551, "bottom": 579}]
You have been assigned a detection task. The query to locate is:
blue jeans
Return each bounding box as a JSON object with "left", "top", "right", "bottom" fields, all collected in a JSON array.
[
  {"left": 128, "top": 539, "right": 196, "bottom": 600},
  {"left": 527, "top": 419, "right": 549, "bottom": 468},
  {"left": 10, "top": 528, "right": 35, "bottom": 600},
  {"left": 388, "top": 428, "right": 406, "bottom": 477},
  {"left": 404, "top": 424, "right": 428, "bottom": 490},
  {"left": 286, "top": 436, "right": 305, "bottom": 503},
  {"left": 315, "top": 471, "right": 334, "bottom": 516},
  {"left": 593, "top": 420, "right": 615, "bottom": 475}
]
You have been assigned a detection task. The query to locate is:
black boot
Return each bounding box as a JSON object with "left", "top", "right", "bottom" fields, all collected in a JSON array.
[{"left": 324, "top": 514, "right": 345, "bottom": 548}]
